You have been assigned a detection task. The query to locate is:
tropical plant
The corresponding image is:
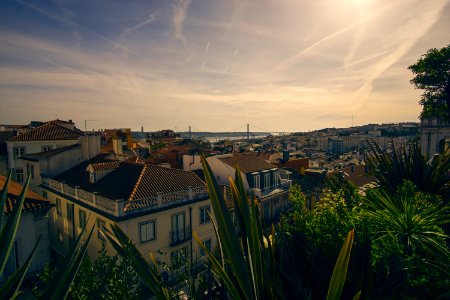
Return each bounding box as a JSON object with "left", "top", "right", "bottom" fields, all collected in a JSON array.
[
  {"left": 101, "top": 155, "right": 358, "bottom": 299},
  {"left": 364, "top": 181, "right": 450, "bottom": 297},
  {"left": 0, "top": 172, "right": 38, "bottom": 299},
  {"left": 365, "top": 182, "right": 449, "bottom": 266},
  {"left": 0, "top": 171, "right": 95, "bottom": 299},
  {"left": 99, "top": 223, "right": 171, "bottom": 300},
  {"left": 365, "top": 139, "right": 450, "bottom": 197}
]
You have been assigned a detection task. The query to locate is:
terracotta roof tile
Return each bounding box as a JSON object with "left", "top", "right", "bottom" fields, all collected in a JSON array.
[
  {"left": 100, "top": 144, "right": 114, "bottom": 153},
  {"left": 218, "top": 154, "right": 277, "bottom": 174},
  {"left": 9, "top": 122, "right": 82, "bottom": 141},
  {"left": 54, "top": 154, "right": 119, "bottom": 188},
  {"left": 129, "top": 165, "right": 206, "bottom": 200},
  {"left": 0, "top": 175, "right": 52, "bottom": 214},
  {"left": 89, "top": 161, "right": 122, "bottom": 172}
]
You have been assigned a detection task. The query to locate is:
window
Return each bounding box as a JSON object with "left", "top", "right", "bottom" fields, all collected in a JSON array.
[
  {"left": 13, "top": 147, "right": 25, "bottom": 158},
  {"left": 15, "top": 169, "right": 24, "bottom": 183},
  {"left": 254, "top": 174, "right": 260, "bottom": 189},
  {"left": 67, "top": 204, "right": 74, "bottom": 222},
  {"left": 199, "top": 205, "right": 211, "bottom": 224},
  {"left": 171, "top": 212, "right": 185, "bottom": 233},
  {"left": 200, "top": 239, "right": 212, "bottom": 257},
  {"left": 42, "top": 191, "right": 48, "bottom": 199},
  {"left": 56, "top": 198, "right": 62, "bottom": 215},
  {"left": 89, "top": 172, "right": 96, "bottom": 183},
  {"left": 216, "top": 175, "right": 221, "bottom": 181},
  {"left": 171, "top": 212, "right": 187, "bottom": 245},
  {"left": 139, "top": 220, "right": 156, "bottom": 243},
  {"left": 42, "top": 145, "right": 52, "bottom": 152},
  {"left": 79, "top": 209, "right": 87, "bottom": 229},
  {"left": 97, "top": 219, "right": 106, "bottom": 241},
  {"left": 264, "top": 173, "right": 270, "bottom": 189},
  {"left": 26, "top": 164, "right": 34, "bottom": 179},
  {"left": 273, "top": 171, "right": 279, "bottom": 186}
]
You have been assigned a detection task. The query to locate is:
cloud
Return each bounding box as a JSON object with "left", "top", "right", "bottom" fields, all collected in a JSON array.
[
  {"left": 119, "top": 13, "right": 156, "bottom": 42},
  {"left": 172, "top": 0, "right": 192, "bottom": 47},
  {"left": 201, "top": 41, "right": 210, "bottom": 72}
]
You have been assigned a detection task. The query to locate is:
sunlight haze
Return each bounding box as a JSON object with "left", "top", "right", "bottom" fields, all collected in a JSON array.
[{"left": 0, "top": 0, "right": 449, "bottom": 131}]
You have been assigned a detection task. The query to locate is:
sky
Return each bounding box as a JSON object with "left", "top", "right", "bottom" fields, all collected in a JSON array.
[{"left": 0, "top": 0, "right": 449, "bottom": 132}]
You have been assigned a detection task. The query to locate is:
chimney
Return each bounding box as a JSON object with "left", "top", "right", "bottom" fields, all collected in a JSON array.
[{"left": 283, "top": 150, "right": 289, "bottom": 162}]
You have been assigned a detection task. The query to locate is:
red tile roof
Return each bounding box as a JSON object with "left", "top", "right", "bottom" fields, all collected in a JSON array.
[
  {"left": 55, "top": 160, "right": 206, "bottom": 201},
  {"left": 54, "top": 154, "right": 119, "bottom": 187},
  {"left": 0, "top": 175, "right": 52, "bottom": 214},
  {"left": 89, "top": 161, "right": 122, "bottom": 172},
  {"left": 100, "top": 144, "right": 114, "bottom": 153},
  {"left": 129, "top": 165, "right": 205, "bottom": 200},
  {"left": 218, "top": 154, "right": 278, "bottom": 174},
  {"left": 9, "top": 121, "right": 82, "bottom": 141}
]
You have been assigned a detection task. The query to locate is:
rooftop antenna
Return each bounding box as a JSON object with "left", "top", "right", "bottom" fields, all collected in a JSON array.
[{"left": 352, "top": 115, "right": 354, "bottom": 127}]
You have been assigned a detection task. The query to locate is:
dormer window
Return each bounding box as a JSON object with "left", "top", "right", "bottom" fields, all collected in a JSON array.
[
  {"left": 264, "top": 173, "right": 270, "bottom": 190},
  {"left": 273, "top": 171, "right": 279, "bottom": 187},
  {"left": 253, "top": 173, "right": 260, "bottom": 189},
  {"left": 89, "top": 171, "right": 96, "bottom": 183}
]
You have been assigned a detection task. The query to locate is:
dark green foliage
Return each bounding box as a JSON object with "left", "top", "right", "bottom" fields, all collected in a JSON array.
[
  {"left": 326, "top": 172, "right": 360, "bottom": 208},
  {"left": 365, "top": 140, "right": 450, "bottom": 198},
  {"left": 409, "top": 44, "right": 450, "bottom": 121},
  {"left": 365, "top": 182, "right": 450, "bottom": 297},
  {"left": 34, "top": 247, "right": 141, "bottom": 299},
  {"left": 280, "top": 189, "right": 366, "bottom": 299}
]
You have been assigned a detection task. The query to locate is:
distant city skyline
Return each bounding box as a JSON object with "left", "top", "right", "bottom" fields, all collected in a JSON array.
[{"left": 0, "top": 0, "right": 449, "bottom": 132}]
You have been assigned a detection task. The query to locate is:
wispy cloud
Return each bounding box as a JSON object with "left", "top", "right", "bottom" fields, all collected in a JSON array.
[
  {"left": 1, "top": 0, "right": 449, "bottom": 131},
  {"left": 119, "top": 13, "right": 156, "bottom": 42},
  {"left": 172, "top": 0, "right": 191, "bottom": 47},
  {"left": 16, "top": 0, "right": 148, "bottom": 61}
]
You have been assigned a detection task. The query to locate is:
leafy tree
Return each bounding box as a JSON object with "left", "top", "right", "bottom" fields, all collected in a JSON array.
[
  {"left": 34, "top": 247, "right": 141, "bottom": 299},
  {"left": 281, "top": 188, "right": 367, "bottom": 299},
  {"left": 409, "top": 44, "right": 450, "bottom": 121}
]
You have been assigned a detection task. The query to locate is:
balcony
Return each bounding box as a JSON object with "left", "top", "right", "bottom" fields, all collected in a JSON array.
[
  {"left": 41, "top": 177, "right": 209, "bottom": 218},
  {"left": 252, "top": 179, "right": 292, "bottom": 198},
  {"left": 170, "top": 225, "right": 192, "bottom": 246}
]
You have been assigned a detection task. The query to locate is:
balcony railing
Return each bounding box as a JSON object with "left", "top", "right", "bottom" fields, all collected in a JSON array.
[
  {"left": 41, "top": 177, "right": 208, "bottom": 217},
  {"left": 252, "top": 179, "right": 292, "bottom": 198},
  {"left": 170, "top": 225, "right": 192, "bottom": 246}
]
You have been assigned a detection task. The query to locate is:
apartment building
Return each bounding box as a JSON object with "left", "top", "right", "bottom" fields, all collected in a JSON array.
[
  {"left": 207, "top": 154, "right": 292, "bottom": 225},
  {"left": 40, "top": 158, "right": 215, "bottom": 267},
  {"left": 6, "top": 120, "right": 101, "bottom": 192}
]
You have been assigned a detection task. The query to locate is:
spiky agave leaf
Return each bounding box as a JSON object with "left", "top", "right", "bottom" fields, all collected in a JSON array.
[
  {"left": 326, "top": 229, "right": 356, "bottom": 300},
  {"left": 100, "top": 223, "right": 170, "bottom": 300},
  {"left": 0, "top": 173, "right": 31, "bottom": 274},
  {"left": 0, "top": 170, "right": 12, "bottom": 230},
  {"left": 40, "top": 224, "right": 95, "bottom": 300},
  {"left": 200, "top": 154, "right": 254, "bottom": 299},
  {"left": 0, "top": 236, "right": 41, "bottom": 299}
]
